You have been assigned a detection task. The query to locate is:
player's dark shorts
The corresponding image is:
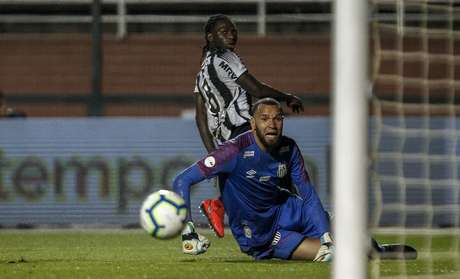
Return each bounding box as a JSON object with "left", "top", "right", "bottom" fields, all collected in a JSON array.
[{"left": 252, "top": 196, "right": 329, "bottom": 260}]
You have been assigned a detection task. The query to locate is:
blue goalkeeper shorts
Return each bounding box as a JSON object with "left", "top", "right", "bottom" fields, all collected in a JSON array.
[{"left": 254, "top": 195, "right": 330, "bottom": 260}]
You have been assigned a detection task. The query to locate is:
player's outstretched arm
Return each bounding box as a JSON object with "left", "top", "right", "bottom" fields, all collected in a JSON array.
[
  {"left": 173, "top": 164, "right": 205, "bottom": 222},
  {"left": 173, "top": 148, "right": 237, "bottom": 222},
  {"left": 236, "top": 72, "right": 304, "bottom": 113},
  {"left": 173, "top": 165, "right": 211, "bottom": 255},
  {"left": 173, "top": 145, "right": 237, "bottom": 255}
]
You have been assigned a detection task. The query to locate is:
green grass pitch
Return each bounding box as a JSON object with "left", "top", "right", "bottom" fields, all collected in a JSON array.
[{"left": 0, "top": 229, "right": 458, "bottom": 279}]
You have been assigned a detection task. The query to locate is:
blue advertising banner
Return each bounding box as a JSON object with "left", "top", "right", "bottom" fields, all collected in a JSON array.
[{"left": 0, "top": 117, "right": 331, "bottom": 226}]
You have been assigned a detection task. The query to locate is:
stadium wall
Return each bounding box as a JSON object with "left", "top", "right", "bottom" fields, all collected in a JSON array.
[{"left": 0, "top": 34, "right": 331, "bottom": 117}]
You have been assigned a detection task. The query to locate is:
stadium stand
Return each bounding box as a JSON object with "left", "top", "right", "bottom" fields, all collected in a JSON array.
[{"left": 0, "top": 0, "right": 332, "bottom": 116}]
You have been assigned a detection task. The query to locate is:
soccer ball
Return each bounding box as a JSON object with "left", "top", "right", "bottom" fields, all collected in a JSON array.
[{"left": 139, "top": 190, "right": 188, "bottom": 239}]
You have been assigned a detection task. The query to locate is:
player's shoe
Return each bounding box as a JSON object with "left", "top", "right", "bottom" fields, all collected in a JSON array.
[
  {"left": 181, "top": 222, "right": 210, "bottom": 255},
  {"left": 314, "top": 232, "right": 334, "bottom": 262},
  {"left": 369, "top": 238, "right": 417, "bottom": 260},
  {"left": 313, "top": 243, "right": 334, "bottom": 262},
  {"left": 199, "top": 199, "right": 225, "bottom": 238}
]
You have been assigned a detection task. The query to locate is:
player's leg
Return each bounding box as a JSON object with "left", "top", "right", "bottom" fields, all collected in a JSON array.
[
  {"left": 294, "top": 194, "right": 334, "bottom": 261},
  {"left": 272, "top": 197, "right": 332, "bottom": 261},
  {"left": 199, "top": 198, "right": 225, "bottom": 237},
  {"left": 269, "top": 229, "right": 330, "bottom": 261},
  {"left": 290, "top": 238, "right": 321, "bottom": 260},
  {"left": 326, "top": 212, "right": 416, "bottom": 260},
  {"left": 199, "top": 174, "right": 226, "bottom": 238},
  {"left": 369, "top": 237, "right": 417, "bottom": 260},
  {"left": 268, "top": 229, "right": 313, "bottom": 260}
]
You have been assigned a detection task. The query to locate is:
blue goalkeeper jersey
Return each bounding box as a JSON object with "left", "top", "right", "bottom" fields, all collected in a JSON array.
[{"left": 173, "top": 131, "right": 325, "bottom": 253}]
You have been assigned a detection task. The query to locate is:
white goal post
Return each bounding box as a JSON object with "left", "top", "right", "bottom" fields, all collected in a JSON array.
[
  {"left": 334, "top": 0, "right": 460, "bottom": 278},
  {"left": 332, "top": 0, "right": 369, "bottom": 279}
]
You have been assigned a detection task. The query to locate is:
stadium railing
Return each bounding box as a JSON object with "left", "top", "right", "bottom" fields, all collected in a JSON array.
[{"left": 0, "top": 0, "right": 332, "bottom": 38}]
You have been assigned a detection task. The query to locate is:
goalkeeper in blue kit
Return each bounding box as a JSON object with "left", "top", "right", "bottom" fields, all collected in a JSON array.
[{"left": 173, "top": 98, "right": 333, "bottom": 261}]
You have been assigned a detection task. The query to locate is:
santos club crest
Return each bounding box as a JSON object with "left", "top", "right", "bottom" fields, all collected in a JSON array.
[{"left": 277, "top": 163, "right": 287, "bottom": 178}]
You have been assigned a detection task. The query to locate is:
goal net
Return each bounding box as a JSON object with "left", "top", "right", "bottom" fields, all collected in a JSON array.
[{"left": 370, "top": 0, "right": 460, "bottom": 277}]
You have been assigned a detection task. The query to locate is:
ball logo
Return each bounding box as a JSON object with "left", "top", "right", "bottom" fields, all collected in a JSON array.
[{"left": 204, "top": 156, "right": 216, "bottom": 168}]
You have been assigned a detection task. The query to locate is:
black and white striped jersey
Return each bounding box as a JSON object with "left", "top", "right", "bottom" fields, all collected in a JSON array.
[{"left": 194, "top": 49, "right": 251, "bottom": 144}]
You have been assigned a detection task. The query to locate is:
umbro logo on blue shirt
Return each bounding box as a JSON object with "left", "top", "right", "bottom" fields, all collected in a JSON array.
[{"left": 246, "top": 169, "right": 256, "bottom": 178}]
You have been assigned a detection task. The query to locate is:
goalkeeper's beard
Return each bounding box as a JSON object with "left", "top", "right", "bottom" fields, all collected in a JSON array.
[{"left": 254, "top": 126, "right": 281, "bottom": 149}]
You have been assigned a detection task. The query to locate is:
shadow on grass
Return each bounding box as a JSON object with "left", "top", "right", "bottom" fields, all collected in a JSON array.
[
  {"left": 180, "top": 257, "right": 315, "bottom": 264},
  {"left": 2, "top": 257, "right": 106, "bottom": 265}
]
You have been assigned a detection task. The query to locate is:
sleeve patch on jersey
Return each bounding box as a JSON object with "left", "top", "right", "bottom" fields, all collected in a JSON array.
[
  {"left": 279, "top": 145, "right": 290, "bottom": 153},
  {"left": 204, "top": 156, "right": 216, "bottom": 168}
]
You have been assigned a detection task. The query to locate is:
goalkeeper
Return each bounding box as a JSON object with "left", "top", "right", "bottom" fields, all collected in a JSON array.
[{"left": 173, "top": 98, "right": 333, "bottom": 261}]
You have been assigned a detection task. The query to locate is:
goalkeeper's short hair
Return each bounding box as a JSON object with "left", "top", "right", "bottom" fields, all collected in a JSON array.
[{"left": 251, "top": 97, "right": 283, "bottom": 116}]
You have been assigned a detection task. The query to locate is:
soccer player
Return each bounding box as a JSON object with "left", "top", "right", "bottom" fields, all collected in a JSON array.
[
  {"left": 194, "top": 14, "right": 304, "bottom": 240},
  {"left": 174, "top": 98, "right": 333, "bottom": 261}
]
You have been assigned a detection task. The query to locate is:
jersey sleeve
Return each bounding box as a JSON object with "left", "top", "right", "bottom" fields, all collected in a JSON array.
[
  {"left": 289, "top": 141, "right": 331, "bottom": 233},
  {"left": 215, "top": 51, "right": 247, "bottom": 81},
  {"left": 172, "top": 142, "right": 239, "bottom": 221},
  {"left": 289, "top": 142, "right": 315, "bottom": 199}
]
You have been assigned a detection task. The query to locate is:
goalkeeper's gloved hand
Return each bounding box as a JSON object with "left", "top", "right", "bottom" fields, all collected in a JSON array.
[
  {"left": 313, "top": 232, "right": 334, "bottom": 262},
  {"left": 181, "top": 221, "right": 211, "bottom": 255}
]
